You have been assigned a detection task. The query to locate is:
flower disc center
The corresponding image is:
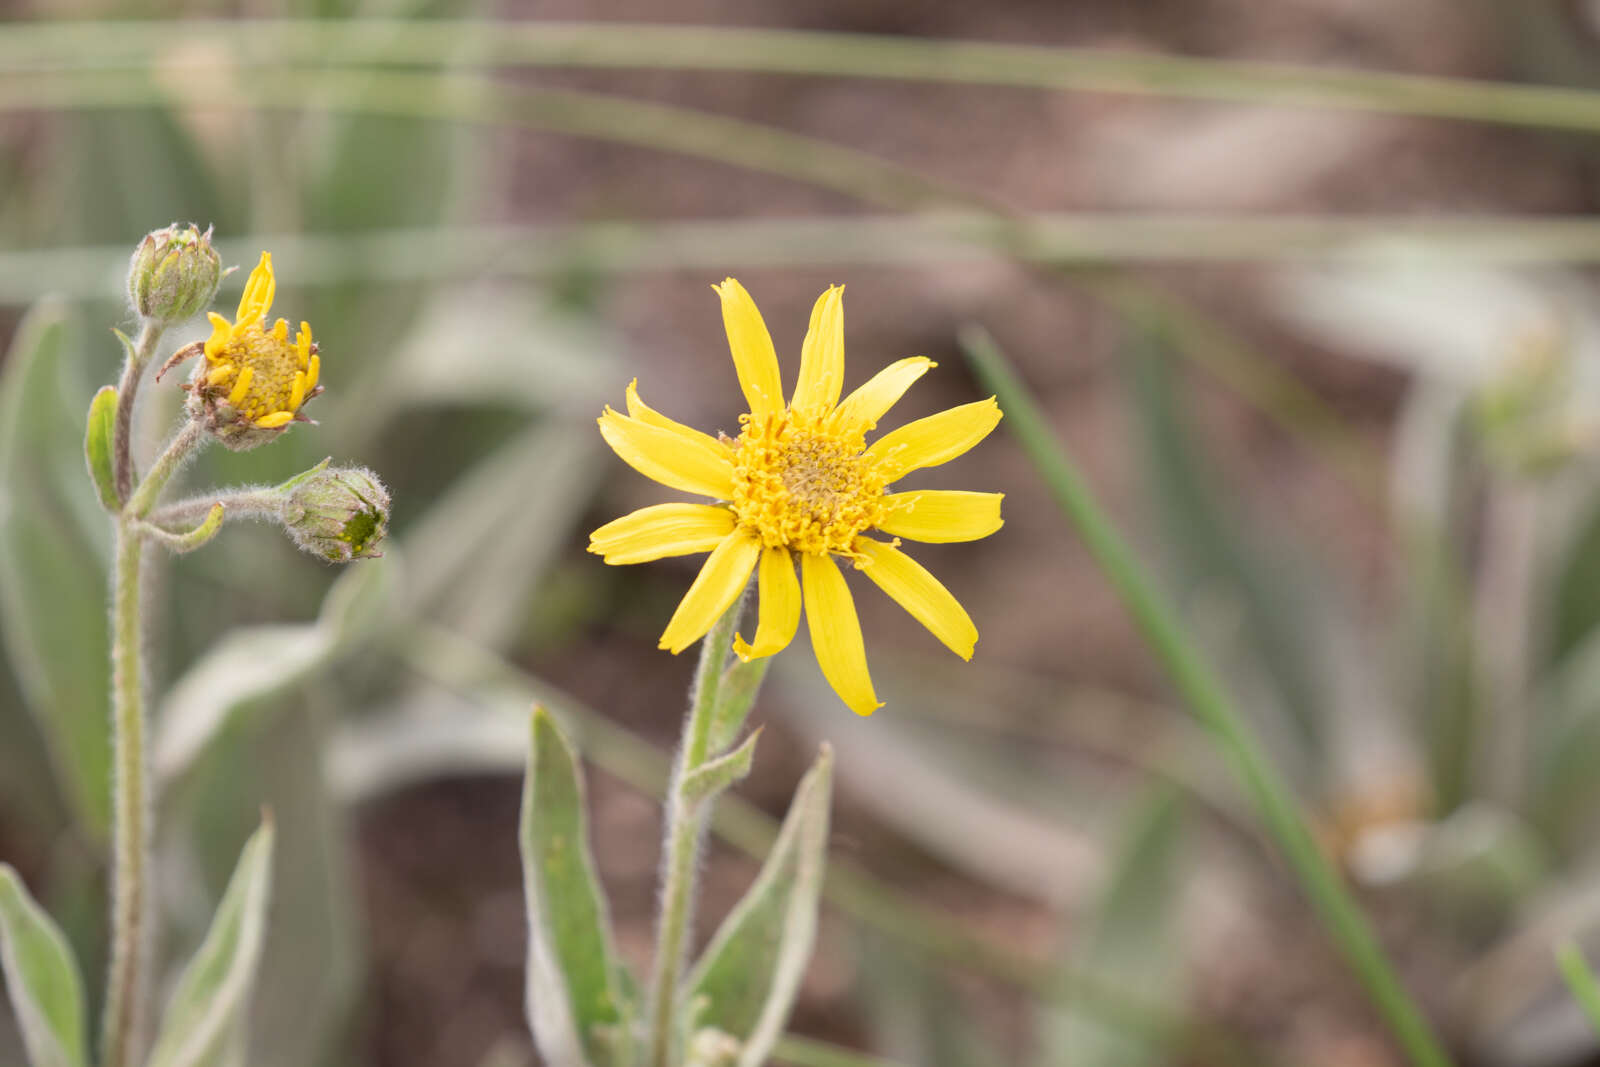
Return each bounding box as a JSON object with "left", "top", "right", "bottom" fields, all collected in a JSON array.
[{"left": 731, "top": 414, "right": 886, "bottom": 555}]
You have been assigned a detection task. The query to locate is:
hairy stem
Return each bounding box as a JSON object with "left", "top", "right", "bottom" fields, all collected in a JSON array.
[
  {"left": 111, "top": 320, "right": 160, "bottom": 504},
  {"left": 147, "top": 487, "right": 284, "bottom": 530},
  {"left": 101, "top": 519, "right": 148, "bottom": 1067},
  {"left": 648, "top": 594, "right": 749, "bottom": 1067},
  {"left": 125, "top": 419, "right": 206, "bottom": 518}
]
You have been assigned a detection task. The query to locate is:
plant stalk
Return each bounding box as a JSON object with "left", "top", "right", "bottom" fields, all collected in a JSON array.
[
  {"left": 101, "top": 518, "right": 148, "bottom": 1067},
  {"left": 648, "top": 595, "right": 748, "bottom": 1067},
  {"left": 125, "top": 419, "right": 206, "bottom": 518},
  {"left": 111, "top": 320, "right": 159, "bottom": 505}
]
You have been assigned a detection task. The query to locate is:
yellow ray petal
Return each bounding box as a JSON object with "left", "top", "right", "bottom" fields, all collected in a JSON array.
[
  {"left": 791, "top": 285, "right": 844, "bottom": 413},
  {"left": 733, "top": 546, "right": 801, "bottom": 661},
  {"left": 714, "top": 278, "right": 783, "bottom": 419},
  {"left": 255, "top": 411, "right": 294, "bottom": 429},
  {"left": 801, "top": 552, "right": 881, "bottom": 715},
  {"left": 598, "top": 408, "right": 737, "bottom": 500},
  {"left": 205, "top": 364, "right": 236, "bottom": 387},
  {"left": 589, "top": 503, "right": 735, "bottom": 565},
  {"left": 853, "top": 538, "right": 978, "bottom": 660},
  {"left": 830, "top": 356, "right": 935, "bottom": 433},
  {"left": 271, "top": 318, "right": 289, "bottom": 342},
  {"left": 296, "top": 322, "right": 313, "bottom": 368},
  {"left": 625, "top": 379, "right": 735, "bottom": 460},
  {"left": 235, "top": 252, "right": 275, "bottom": 326},
  {"left": 226, "top": 365, "right": 254, "bottom": 407},
  {"left": 865, "top": 397, "right": 1002, "bottom": 482},
  {"left": 878, "top": 491, "right": 1005, "bottom": 543},
  {"left": 659, "top": 530, "right": 761, "bottom": 654},
  {"left": 203, "top": 313, "right": 233, "bottom": 359},
  {"left": 305, "top": 353, "right": 320, "bottom": 393},
  {"left": 289, "top": 371, "right": 307, "bottom": 411}
]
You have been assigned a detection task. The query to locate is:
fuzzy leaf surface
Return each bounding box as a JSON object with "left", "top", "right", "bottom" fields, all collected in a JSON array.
[{"left": 0, "top": 866, "right": 87, "bottom": 1067}]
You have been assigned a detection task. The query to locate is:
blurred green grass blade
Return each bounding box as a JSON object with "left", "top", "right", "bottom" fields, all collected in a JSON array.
[
  {"left": 683, "top": 746, "right": 832, "bottom": 1067},
  {"left": 770, "top": 1036, "right": 903, "bottom": 1067},
  {"left": 960, "top": 326, "right": 1452, "bottom": 1067},
  {"left": 0, "top": 866, "right": 88, "bottom": 1067},
  {"left": 1556, "top": 943, "right": 1600, "bottom": 1037},
  {"left": 521, "top": 708, "right": 632, "bottom": 1067},
  {"left": 1122, "top": 328, "right": 1326, "bottom": 772},
  {"left": 1042, "top": 789, "right": 1183, "bottom": 1067},
  {"left": 0, "top": 299, "right": 112, "bottom": 836},
  {"left": 20, "top": 21, "right": 1600, "bottom": 135},
  {"left": 147, "top": 820, "right": 275, "bottom": 1067},
  {"left": 1545, "top": 495, "right": 1600, "bottom": 673}
]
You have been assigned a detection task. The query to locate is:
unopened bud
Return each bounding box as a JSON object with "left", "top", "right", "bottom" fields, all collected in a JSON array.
[
  {"left": 127, "top": 223, "right": 223, "bottom": 325},
  {"left": 282, "top": 464, "right": 390, "bottom": 563}
]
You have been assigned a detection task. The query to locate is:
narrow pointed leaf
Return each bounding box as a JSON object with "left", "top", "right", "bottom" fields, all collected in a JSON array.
[
  {"left": 680, "top": 729, "right": 762, "bottom": 804},
  {"left": 0, "top": 299, "right": 112, "bottom": 835},
  {"left": 521, "top": 707, "right": 632, "bottom": 1067},
  {"left": 147, "top": 820, "right": 276, "bottom": 1067},
  {"left": 683, "top": 745, "right": 834, "bottom": 1067},
  {"left": 708, "top": 657, "right": 772, "bottom": 757},
  {"left": 0, "top": 866, "right": 87, "bottom": 1067},
  {"left": 83, "top": 385, "right": 118, "bottom": 511}
]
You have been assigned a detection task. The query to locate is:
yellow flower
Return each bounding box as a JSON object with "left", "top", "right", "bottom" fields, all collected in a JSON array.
[
  {"left": 590, "top": 279, "right": 1004, "bottom": 714},
  {"left": 186, "top": 252, "right": 321, "bottom": 448}
]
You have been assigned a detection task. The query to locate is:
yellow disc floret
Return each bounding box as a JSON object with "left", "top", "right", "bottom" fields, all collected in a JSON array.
[
  {"left": 730, "top": 409, "right": 887, "bottom": 556},
  {"left": 182, "top": 251, "right": 323, "bottom": 450}
]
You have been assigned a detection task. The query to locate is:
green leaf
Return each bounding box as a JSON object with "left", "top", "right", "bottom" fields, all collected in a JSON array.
[
  {"left": 1556, "top": 942, "right": 1600, "bottom": 1038},
  {"left": 521, "top": 707, "right": 632, "bottom": 1067},
  {"left": 0, "top": 865, "right": 87, "bottom": 1067},
  {"left": 1042, "top": 789, "right": 1184, "bottom": 1067},
  {"left": 154, "top": 559, "right": 395, "bottom": 785},
  {"left": 0, "top": 298, "right": 112, "bottom": 835},
  {"left": 683, "top": 745, "right": 834, "bottom": 1067},
  {"left": 708, "top": 657, "right": 772, "bottom": 757},
  {"left": 83, "top": 384, "right": 117, "bottom": 511},
  {"left": 147, "top": 819, "right": 276, "bottom": 1067},
  {"left": 680, "top": 728, "right": 762, "bottom": 804}
]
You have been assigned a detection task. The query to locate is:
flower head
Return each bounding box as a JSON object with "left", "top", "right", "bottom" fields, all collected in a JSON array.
[
  {"left": 590, "top": 279, "right": 1004, "bottom": 714},
  {"left": 281, "top": 462, "right": 390, "bottom": 562},
  {"left": 184, "top": 252, "right": 322, "bottom": 451},
  {"left": 127, "top": 222, "right": 223, "bottom": 325}
]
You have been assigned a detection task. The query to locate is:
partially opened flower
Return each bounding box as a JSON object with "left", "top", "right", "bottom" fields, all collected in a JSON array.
[
  {"left": 180, "top": 252, "right": 322, "bottom": 451},
  {"left": 590, "top": 279, "right": 1004, "bottom": 714}
]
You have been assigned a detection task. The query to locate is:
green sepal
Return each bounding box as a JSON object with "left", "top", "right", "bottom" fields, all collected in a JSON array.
[
  {"left": 521, "top": 707, "right": 633, "bottom": 1067},
  {"left": 681, "top": 744, "right": 833, "bottom": 1067},
  {"left": 271, "top": 456, "right": 332, "bottom": 495},
  {"left": 680, "top": 728, "right": 761, "bottom": 804},
  {"left": 147, "top": 818, "right": 276, "bottom": 1067},
  {"left": 0, "top": 866, "right": 88, "bottom": 1067},
  {"left": 84, "top": 385, "right": 119, "bottom": 511}
]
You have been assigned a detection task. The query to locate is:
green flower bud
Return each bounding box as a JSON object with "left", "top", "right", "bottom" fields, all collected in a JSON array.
[
  {"left": 283, "top": 465, "right": 390, "bottom": 563},
  {"left": 127, "top": 223, "right": 223, "bottom": 325}
]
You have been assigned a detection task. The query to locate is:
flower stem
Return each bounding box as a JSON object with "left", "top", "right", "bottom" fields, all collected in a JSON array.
[
  {"left": 112, "top": 320, "right": 160, "bottom": 505},
  {"left": 648, "top": 594, "right": 749, "bottom": 1067},
  {"left": 125, "top": 419, "right": 206, "bottom": 518},
  {"left": 962, "top": 326, "right": 1453, "bottom": 1067},
  {"left": 101, "top": 518, "right": 149, "bottom": 1067}
]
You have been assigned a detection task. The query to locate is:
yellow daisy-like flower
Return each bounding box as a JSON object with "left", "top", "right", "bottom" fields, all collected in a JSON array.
[
  {"left": 184, "top": 252, "right": 321, "bottom": 449},
  {"left": 590, "top": 279, "right": 1004, "bottom": 715}
]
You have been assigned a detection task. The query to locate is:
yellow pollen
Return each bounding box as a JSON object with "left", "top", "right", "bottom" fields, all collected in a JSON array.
[{"left": 731, "top": 411, "right": 886, "bottom": 555}]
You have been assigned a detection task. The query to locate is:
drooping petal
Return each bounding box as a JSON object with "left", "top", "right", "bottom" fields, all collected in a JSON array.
[
  {"left": 598, "top": 408, "right": 736, "bottom": 500},
  {"left": 791, "top": 285, "right": 844, "bottom": 413},
  {"left": 865, "top": 397, "right": 1002, "bottom": 482},
  {"left": 878, "top": 490, "right": 1005, "bottom": 543},
  {"left": 853, "top": 538, "right": 978, "bottom": 660},
  {"left": 625, "top": 379, "right": 735, "bottom": 460},
  {"left": 235, "top": 252, "right": 275, "bottom": 327},
  {"left": 714, "top": 278, "right": 783, "bottom": 419},
  {"left": 733, "top": 546, "right": 801, "bottom": 661},
  {"left": 801, "top": 552, "right": 881, "bottom": 715},
  {"left": 659, "top": 530, "right": 761, "bottom": 654},
  {"left": 255, "top": 411, "right": 294, "bottom": 429},
  {"left": 830, "top": 356, "right": 935, "bottom": 433},
  {"left": 589, "top": 503, "right": 736, "bottom": 565},
  {"left": 203, "top": 312, "right": 233, "bottom": 359}
]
